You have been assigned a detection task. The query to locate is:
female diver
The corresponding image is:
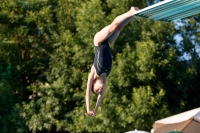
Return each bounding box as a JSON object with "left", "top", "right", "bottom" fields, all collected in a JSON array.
[{"left": 85, "top": 6, "right": 139, "bottom": 116}]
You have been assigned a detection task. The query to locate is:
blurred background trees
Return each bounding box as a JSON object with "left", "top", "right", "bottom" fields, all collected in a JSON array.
[{"left": 0, "top": 0, "right": 199, "bottom": 132}]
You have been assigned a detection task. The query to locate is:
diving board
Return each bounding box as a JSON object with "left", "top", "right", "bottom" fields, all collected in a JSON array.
[{"left": 133, "top": 0, "right": 200, "bottom": 22}]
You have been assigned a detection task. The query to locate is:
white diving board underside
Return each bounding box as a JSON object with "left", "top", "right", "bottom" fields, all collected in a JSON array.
[{"left": 133, "top": 0, "right": 200, "bottom": 22}]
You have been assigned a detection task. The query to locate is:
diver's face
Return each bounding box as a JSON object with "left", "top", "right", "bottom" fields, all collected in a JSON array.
[{"left": 93, "top": 78, "right": 104, "bottom": 94}]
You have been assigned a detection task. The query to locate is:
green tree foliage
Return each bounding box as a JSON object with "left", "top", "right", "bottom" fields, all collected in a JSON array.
[
  {"left": 176, "top": 15, "right": 200, "bottom": 110},
  {"left": 0, "top": 0, "right": 59, "bottom": 132},
  {"left": 0, "top": 0, "right": 200, "bottom": 133},
  {"left": 0, "top": 37, "right": 27, "bottom": 132}
]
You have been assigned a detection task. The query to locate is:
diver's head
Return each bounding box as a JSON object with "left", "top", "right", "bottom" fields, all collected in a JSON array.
[{"left": 92, "top": 78, "right": 105, "bottom": 95}]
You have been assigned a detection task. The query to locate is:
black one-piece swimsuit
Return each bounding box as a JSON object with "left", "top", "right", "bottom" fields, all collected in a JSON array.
[{"left": 94, "top": 39, "right": 112, "bottom": 77}]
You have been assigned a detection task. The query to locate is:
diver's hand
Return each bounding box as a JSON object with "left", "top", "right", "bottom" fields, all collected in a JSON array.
[{"left": 85, "top": 110, "right": 96, "bottom": 117}]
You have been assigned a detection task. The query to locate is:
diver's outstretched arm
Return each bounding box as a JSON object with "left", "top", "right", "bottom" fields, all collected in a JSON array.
[
  {"left": 85, "top": 65, "right": 96, "bottom": 116},
  {"left": 93, "top": 78, "right": 107, "bottom": 115}
]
